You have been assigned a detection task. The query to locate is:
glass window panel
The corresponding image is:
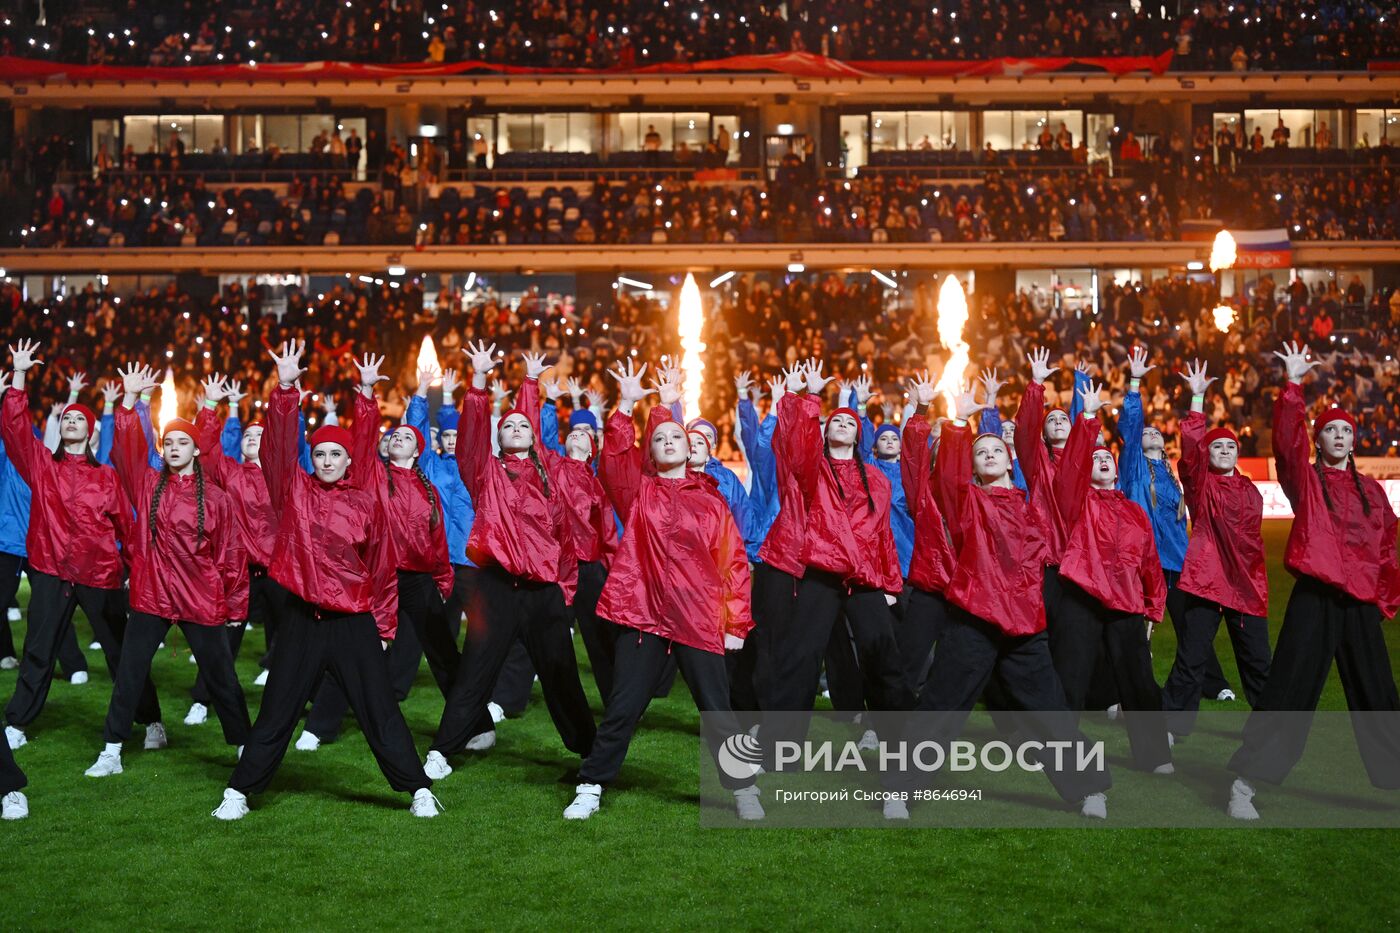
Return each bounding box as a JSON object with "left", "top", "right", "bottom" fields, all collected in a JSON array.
[
  {"left": 870, "top": 111, "right": 902, "bottom": 151},
  {"left": 839, "top": 114, "right": 868, "bottom": 176},
  {"left": 673, "top": 111, "right": 709, "bottom": 150},
  {"left": 905, "top": 112, "right": 941, "bottom": 150},
  {"left": 944, "top": 112, "right": 971, "bottom": 150},
  {"left": 497, "top": 114, "right": 540, "bottom": 154},
  {"left": 263, "top": 115, "right": 301, "bottom": 153},
  {"left": 299, "top": 114, "right": 336, "bottom": 152},
  {"left": 1086, "top": 114, "right": 1115, "bottom": 163},
  {"left": 983, "top": 111, "right": 1013, "bottom": 150},
  {"left": 1047, "top": 110, "right": 1083, "bottom": 149},
  {"left": 191, "top": 115, "right": 225, "bottom": 153}
]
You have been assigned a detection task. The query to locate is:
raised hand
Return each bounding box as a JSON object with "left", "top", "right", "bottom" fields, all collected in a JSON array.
[
  {"left": 953, "top": 386, "right": 987, "bottom": 423},
  {"left": 1028, "top": 347, "right": 1057, "bottom": 384},
  {"left": 978, "top": 367, "right": 1004, "bottom": 403},
  {"left": 1079, "top": 379, "right": 1106, "bottom": 417},
  {"left": 268, "top": 339, "right": 306, "bottom": 388},
  {"left": 415, "top": 365, "right": 439, "bottom": 396},
  {"left": 355, "top": 353, "right": 389, "bottom": 392},
  {"left": 851, "top": 374, "right": 872, "bottom": 406},
  {"left": 227, "top": 379, "right": 248, "bottom": 408},
  {"left": 201, "top": 374, "right": 229, "bottom": 403},
  {"left": 295, "top": 381, "right": 312, "bottom": 407},
  {"left": 566, "top": 377, "right": 585, "bottom": 404},
  {"left": 583, "top": 388, "right": 604, "bottom": 411},
  {"left": 99, "top": 380, "right": 121, "bottom": 407},
  {"left": 1179, "top": 359, "right": 1216, "bottom": 398},
  {"left": 734, "top": 371, "right": 754, "bottom": 400},
  {"left": 804, "top": 359, "right": 834, "bottom": 395},
  {"left": 909, "top": 369, "right": 937, "bottom": 408},
  {"left": 48, "top": 400, "right": 65, "bottom": 421},
  {"left": 542, "top": 377, "right": 565, "bottom": 402},
  {"left": 767, "top": 375, "right": 786, "bottom": 407},
  {"left": 520, "top": 351, "right": 550, "bottom": 380},
  {"left": 1075, "top": 360, "right": 1094, "bottom": 378},
  {"left": 1128, "top": 345, "right": 1155, "bottom": 381},
  {"left": 67, "top": 371, "right": 89, "bottom": 398},
  {"left": 440, "top": 369, "right": 461, "bottom": 399},
  {"left": 466, "top": 340, "right": 498, "bottom": 377},
  {"left": 118, "top": 363, "right": 158, "bottom": 400},
  {"left": 782, "top": 363, "right": 805, "bottom": 394},
  {"left": 653, "top": 369, "right": 683, "bottom": 407},
  {"left": 1273, "top": 340, "right": 1321, "bottom": 384},
  {"left": 608, "top": 359, "right": 655, "bottom": 408},
  {"left": 489, "top": 379, "right": 509, "bottom": 406},
  {"left": 8, "top": 338, "right": 44, "bottom": 374}
]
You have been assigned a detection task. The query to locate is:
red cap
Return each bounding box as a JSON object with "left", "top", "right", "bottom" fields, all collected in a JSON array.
[
  {"left": 1092, "top": 444, "right": 1117, "bottom": 464},
  {"left": 1044, "top": 407, "right": 1068, "bottom": 422},
  {"left": 687, "top": 429, "right": 712, "bottom": 457},
  {"left": 1312, "top": 408, "right": 1357, "bottom": 441},
  {"left": 1203, "top": 426, "right": 1239, "bottom": 447},
  {"left": 394, "top": 424, "right": 426, "bottom": 456},
  {"left": 62, "top": 403, "right": 96, "bottom": 429},
  {"left": 309, "top": 424, "right": 353, "bottom": 452},
  {"left": 828, "top": 406, "right": 861, "bottom": 425},
  {"left": 499, "top": 407, "right": 529, "bottom": 423},
  {"left": 161, "top": 418, "right": 198, "bottom": 442}
]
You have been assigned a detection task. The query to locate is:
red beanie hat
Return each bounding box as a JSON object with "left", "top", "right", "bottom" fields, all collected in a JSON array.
[
  {"left": 1092, "top": 444, "right": 1117, "bottom": 465},
  {"left": 1043, "top": 406, "right": 1068, "bottom": 422},
  {"left": 161, "top": 418, "right": 198, "bottom": 442},
  {"left": 1203, "top": 426, "right": 1239, "bottom": 447},
  {"left": 687, "top": 429, "right": 712, "bottom": 457},
  {"left": 309, "top": 424, "right": 353, "bottom": 452},
  {"left": 1312, "top": 408, "right": 1356, "bottom": 441},
  {"left": 62, "top": 402, "right": 96, "bottom": 429},
  {"left": 828, "top": 406, "right": 861, "bottom": 426},
  {"left": 395, "top": 424, "right": 426, "bottom": 456}
]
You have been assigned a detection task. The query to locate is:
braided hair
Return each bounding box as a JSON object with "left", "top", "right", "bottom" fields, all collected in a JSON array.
[
  {"left": 1148, "top": 459, "right": 1189, "bottom": 522},
  {"left": 824, "top": 438, "right": 875, "bottom": 512},
  {"left": 385, "top": 460, "right": 442, "bottom": 526},
  {"left": 149, "top": 459, "right": 205, "bottom": 543},
  {"left": 1314, "top": 451, "right": 1371, "bottom": 517},
  {"left": 525, "top": 446, "right": 551, "bottom": 498}
]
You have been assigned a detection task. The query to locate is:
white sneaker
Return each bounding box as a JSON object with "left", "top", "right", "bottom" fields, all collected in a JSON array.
[
  {"left": 564, "top": 783, "right": 602, "bottom": 820},
  {"left": 5, "top": 725, "right": 26, "bottom": 749},
  {"left": 253, "top": 669, "right": 269, "bottom": 687},
  {"left": 410, "top": 788, "right": 443, "bottom": 818},
  {"left": 1106, "top": 703, "right": 1121, "bottom": 721},
  {"left": 0, "top": 656, "right": 17, "bottom": 670},
  {"left": 1153, "top": 762, "right": 1176, "bottom": 775},
  {"left": 1080, "top": 792, "right": 1108, "bottom": 819},
  {"left": 184, "top": 703, "right": 209, "bottom": 726},
  {"left": 88, "top": 641, "right": 101, "bottom": 651},
  {"left": 465, "top": 730, "right": 496, "bottom": 752},
  {"left": 733, "top": 786, "right": 765, "bottom": 821},
  {"left": 144, "top": 722, "right": 169, "bottom": 750},
  {"left": 1227, "top": 777, "right": 1260, "bottom": 820},
  {"left": 6, "top": 607, "right": 19, "bottom": 622},
  {"left": 1, "top": 790, "right": 27, "bottom": 820},
  {"left": 424, "top": 750, "right": 453, "bottom": 780},
  {"left": 1216, "top": 688, "right": 1237, "bottom": 702},
  {"left": 487, "top": 701, "right": 505, "bottom": 724},
  {"left": 294, "top": 731, "right": 320, "bottom": 752},
  {"left": 212, "top": 788, "right": 249, "bottom": 821},
  {"left": 883, "top": 796, "right": 910, "bottom": 820},
  {"left": 85, "top": 748, "right": 123, "bottom": 777},
  {"left": 69, "top": 671, "right": 89, "bottom": 685},
  {"left": 857, "top": 729, "right": 878, "bottom": 751}
]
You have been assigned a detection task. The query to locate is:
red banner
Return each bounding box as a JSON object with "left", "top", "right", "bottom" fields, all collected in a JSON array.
[{"left": 0, "top": 50, "right": 1175, "bottom": 83}]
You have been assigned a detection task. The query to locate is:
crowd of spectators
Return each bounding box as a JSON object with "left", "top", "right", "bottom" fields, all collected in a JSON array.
[
  {"left": 1, "top": 1, "right": 1394, "bottom": 71},
  {"left": 5, "top": 269, "right": 1399, "bottom": 462}
]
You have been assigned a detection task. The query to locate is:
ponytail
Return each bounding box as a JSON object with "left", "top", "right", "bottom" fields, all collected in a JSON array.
[
  {"left": 149, "top": 460, "right": 205, "bottom": 543},
  {"left": 413, "top": 463, "right": 440, "bottom": 526},
  {"left": 1313, "top": 449, "right": 1371, "bottom": 516},
  {"left": 526, "top": 446, "right": 551, "bottom": 498}
]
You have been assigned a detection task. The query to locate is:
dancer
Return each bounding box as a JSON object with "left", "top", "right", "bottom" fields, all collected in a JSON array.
[
  {"left": 421, "top": 344, "right": 596, "bottom": 782},
  {"left": 296, "top": 356, "right": 455, "bottom": 749},
  {"left": 83, "top": 364, "right": 252, "bottom": 777},
  {"left": 563, "top": 359, "right": 759, "bottom": 821},
  {"left": 2, "top": 341, "right": 162, "bottom": 750},
  {"left": 1226, "top": 343, "right": 1400, "bottom": 820},
  {"left": 895, "top": 385, "right": 1111, "bottom": 820},
  {"left": 1160, "top": 360, "right": 1271, "bottom": 735},
  {"left": 214, "top": 340, "right": 438, "bottom": 820},
  {"left": 1050, "top": 378, "right": 1172, "bottom": 773}
]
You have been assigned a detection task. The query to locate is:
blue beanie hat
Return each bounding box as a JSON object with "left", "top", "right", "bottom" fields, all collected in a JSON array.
[
  {"left": 569, "top": 409, "right": 599, "bottom": 431},
  {"left": 874, "top": 424, "right": 901, "bottom": 444},
  {"left": 437, "top": 409, "right": 460, "bottom": 432}
]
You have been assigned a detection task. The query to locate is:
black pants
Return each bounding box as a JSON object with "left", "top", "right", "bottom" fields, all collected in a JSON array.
[
  {"left": 224, "top": 566, "right": 282, "bottom": 670},
  {"left": 491, "top": 638, "right": 536, "bottom": 715},
  {"left": 1161, "top": 591, "right": 1272, "bottom": 735},
  {"left": 229, "top": 586, "right": 429, "bottom": 797},
  {"left": 6, "top": 570, "right": 157, "bottom": 730},
  {"left": 824, "top": 614, "right": 866, "bottom": 717},
  {"left": 580, "top": 630, "right": 752, "bottom": 791},
  {"left": 1051, "top": 580, "right": 1172, "bottom": 771},
  {"left": 190, "top": 622, "right": 245, "bottom": 706},
  {"left": 1164, "top": 574, "right": 1233, "bottom": 699},
  {"left": 439, "top": 563, "right": 479, "bottom": 644},
  {"left": 1230, "top": 575, "right": 1400, "bottom": 788},
  {"left": 0, "top": 552, "right": 85, "bottom": 676},
  {"left": 825, "top": 584, "right": 926, "bottom": 716},
  {"left": 105, "top": 613, "right": 251, "bottom": 746},
  {"left": 750, "top": 563, "right": 800, "bottom": 713},
  {"left": 0, "top": 728, "right": 24, "bottom": 795},
  {"left": 430, "top": 566, "right": 595, "bottom": 758},
  {"left": 906, "top": 606, "right": 1111, "bottom": 803},
  {"left": 570, "top": 560, "right": 616, "bottom": 704},
  {"left": 306, "top": 570, "right": 455, "bottom": 741}
]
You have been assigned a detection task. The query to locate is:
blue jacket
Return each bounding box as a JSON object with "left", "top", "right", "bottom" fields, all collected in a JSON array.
[
  {"left": 406, "top": 395, "right": 476, "bottom": 567},
  {"left": 222, "top": 412, "right": 314, "bottom": 474},
  {"left": 847, "top": 390, "right": 915, "bottom": 578},
  {"left": 96, "top": 401, "right": 162, "bottom": 470},
  {"left": 1117, "top": 388, "right": 1188, "bottom": 574},
  {"left": 706, "top": 457, "right": 761, "bottom": 562},
  {"left": 736, "top": 397, "right": 779, "bottom": 559},
  {"left": 0, "top": 424, "right": 38, "bottom": 557}
]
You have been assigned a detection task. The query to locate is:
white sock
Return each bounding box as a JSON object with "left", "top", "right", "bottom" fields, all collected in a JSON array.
[{"left": 104, "top": 742, "right": 122, "bottom": 755}]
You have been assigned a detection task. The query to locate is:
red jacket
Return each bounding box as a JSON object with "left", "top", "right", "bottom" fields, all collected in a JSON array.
[
  {"left": 195, "top": 408, "right": 276, "bottom": 568},
  {"left": 900, "top": 412, "right": 955, "bottom": 594},
  {"left": 457, "top": 378, "right": 577, "bottom": 603},
  {"left": 1177, "top": 411, "right": 1269, "bottom": 616},
  {"left": 1274, "top": 381, "right": 1400, "bottom": 615},
  {"left": 263, "top": 386, "right": 398, "bottom": 638},
  {"left": 553, "top": 455, "right": 619, "bottom": 567},
  {"left": 935, "top": 422, "right": 1050, "bottom": 636},
  {"left": 111, "top": 407, "right": 247, "bottom": 625},
  {"left": 1015, "top": 381, "right": 1069, "bottom": 562},
  {"left": 779, "top": 393, "right": 902, "bottom": 595},
  {"left": 596, "top": 407, "right": 751, "bottom": 654},
  {"left": 1, "top": 388, "right": 127, "bottom": 589},
  {"left": 351, "top": 393, "right": 453, "bottom": 599},
  {"left": 757, "top": 393, "right": 812, "bottom": 579},
  {"left": 1055, "top": 414, "right": 1167, "bottom": 621}
]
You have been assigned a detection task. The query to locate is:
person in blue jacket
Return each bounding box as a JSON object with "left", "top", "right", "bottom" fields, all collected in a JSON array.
[
  {"left": 1119, "top": 345, "right": 1235, "bottom": 704},
  {"left": 732, "top": 371, "right": 780, "bottom": 712},
  {"left": 974, "top": 369, "right": 1028, "bottom": 493}
]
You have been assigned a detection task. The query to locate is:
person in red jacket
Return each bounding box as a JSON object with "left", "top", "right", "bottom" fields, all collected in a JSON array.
[
  {"left": 893, "top": 385, "right": 1110, "bottom": 820},
  {"left": 766, "top": 359, "right": 910, "bottom": 723},
  {"left": 3, "top": 340, "right": 161, "bottom": 751},
  {"left": 562, "top": 359, "right": 759, "bottom": 821},
  {"left": 214, "top": 340, "right": 439, "bottom": 821},
  {"left": 1227, "top": 343, "right": 1400, "bottom": 821},
  {"left": 1160, "top": 360, "right": 1272, "bottom": 735},
  {"left": 1051, "top": 379, "right": 1172, "bottom": 774},
  {"left": 297, "top": 356, "right": 456, "bottom": 751},
  {"left": 190, "top": 376, "right": 291, "bottom": 727},
  {"left": 422, "top": 343, "right": 596, "bottom": 782},
  {"left": 83, "top": 363, "right": 252, "bottom": 779}
]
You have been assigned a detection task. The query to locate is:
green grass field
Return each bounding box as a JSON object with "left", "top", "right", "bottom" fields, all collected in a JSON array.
[{"left": 3, "top": 521, "right": 1399, "bottom": 931}]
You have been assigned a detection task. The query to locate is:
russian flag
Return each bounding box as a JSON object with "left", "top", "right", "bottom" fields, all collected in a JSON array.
[{"left": 1231, "top": 228, "right": 1292, "bottom": 269}]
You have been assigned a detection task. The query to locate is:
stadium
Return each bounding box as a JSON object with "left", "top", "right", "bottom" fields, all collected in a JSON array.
[{"left": 1, "top": 1, "right": 1399, "bottom": 928}]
